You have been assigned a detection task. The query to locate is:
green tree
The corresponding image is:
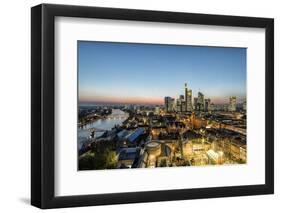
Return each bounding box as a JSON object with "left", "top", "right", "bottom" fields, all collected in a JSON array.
[{"left": 79, "top": 148, "right": 117, "bottom": 170}]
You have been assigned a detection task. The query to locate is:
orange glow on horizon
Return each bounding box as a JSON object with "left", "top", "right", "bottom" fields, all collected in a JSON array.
[
  {"left": 80, "top": 95, "right": 245, "bottom": 105},
  {"left": 80, "top": 95, "right": 164, "bottom": 105}
]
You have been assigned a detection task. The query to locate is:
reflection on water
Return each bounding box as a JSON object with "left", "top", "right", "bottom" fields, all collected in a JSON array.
[
  {"left": 78, "top": 109, "right": 128, "bottom": 148},
  {"left": 82, "top": 109, "right": 129, "bottom": 131}
]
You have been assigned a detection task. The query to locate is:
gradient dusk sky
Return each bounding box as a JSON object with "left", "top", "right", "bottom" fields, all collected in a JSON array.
[{"left": 78, "top": 41, "right": 246, "bottom": 105}]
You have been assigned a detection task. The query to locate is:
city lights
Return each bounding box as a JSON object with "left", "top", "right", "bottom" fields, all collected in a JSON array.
[
  {"left": 77, "top": 41, "right": 246, "bottom": 171},
  {"left": 78, "top": 82, "right": 246, "bottom": 170}
]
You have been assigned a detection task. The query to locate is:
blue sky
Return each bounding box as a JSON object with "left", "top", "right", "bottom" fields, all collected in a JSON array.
[{"left": 78, "top": 41, "right": 246, "bottom": 105}]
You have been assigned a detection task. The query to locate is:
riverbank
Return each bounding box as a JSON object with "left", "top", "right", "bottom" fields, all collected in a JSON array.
[
  {"left": 81, "top": 109, "right": 129, "bottom": 131},
  {"left": 78, "top": 114, "right": 107, "bottom": 128},
  {"left": 78, "top": 109, "right": 129, "bottom": 152}
]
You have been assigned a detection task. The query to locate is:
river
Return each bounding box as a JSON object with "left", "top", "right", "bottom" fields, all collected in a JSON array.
[
  {"left": 81, "top": 109, "right": 129, "bottom": 131},
  {"left": 78, "top": 109, "right": 129, "bottom": 149}
]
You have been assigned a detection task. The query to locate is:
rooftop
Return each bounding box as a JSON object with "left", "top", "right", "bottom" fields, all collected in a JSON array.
[
  {"left": 118, "top": 148, "right": 140, "bottom": 161},
  {"left": 126, "top": 127, "right": 145, "bottom": 142}
]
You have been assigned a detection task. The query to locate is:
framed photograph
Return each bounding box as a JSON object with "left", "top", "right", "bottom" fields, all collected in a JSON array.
[{"left": 31, "top": 4, "right": 274, "bottom": 209}]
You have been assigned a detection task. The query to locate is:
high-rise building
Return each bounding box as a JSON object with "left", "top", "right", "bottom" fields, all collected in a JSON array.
[
  {"left": 164, "top": 96, "right": 174, "bottom": 112},
  {"left": 178, "top": 95, "right": 184, "bottom": 112},
  {"left": 175, "top": 95, "right": 185, "bottom": 112},
  {"left": 197, "top": 92, "right": 205, "bottom": 111},
  {"left": 193, "top": 97, "right": 198, "bottom": 111},
  {"left": 181, "top": 101, "right": 186, "bottom": 112},
  {"left": 204, "top": 98, "right": 211, "bottom": 112},
  {"left": 187, "top": 90, "right": 193, "bottom": 111},
  {"left": 176, "top": 98, "right": 181, "bottom": 112},
  {"left": 228, "top": 96, "right": 237, "bottom": 112},
  {"left": 185, "top": 83, "right": 193, "bottom": 111},
  {"left": 179, "top": 95, "right": 184, "bottom": 112}
]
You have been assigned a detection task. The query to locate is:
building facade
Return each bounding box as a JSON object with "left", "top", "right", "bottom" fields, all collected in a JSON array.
[
  {"left": 229, "top": 96, "right": 237, "bottom": 112},
  {"left": 197, "top": 92, "right": 205, "bottom": 111},
  {"left": 164, "top": 96, "right": 175, "bottom": 112},
  {"left": 204, "top": 98, "right": 211, "bottom": 112},
  {"left": 185, "top": 83, "right": 193, "bottom": 112}
]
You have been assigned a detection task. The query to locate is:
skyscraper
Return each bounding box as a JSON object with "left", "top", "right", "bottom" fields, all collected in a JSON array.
[
  {"left": 176, "top": 95, "right": 185, "bottom": 112},
  {"left": 197, "top": 92, "right": 205, "bottom": 111},
  {"left": 194, "top": 97, "right": 198, "bottom": 111},
  {"left": 164, "top": 96, "right": 175, "bottom": 112},
  {"left": 204, "top": 98, "right": 211, "bottom": 112},
  {"left": 228, "top": 96, "right": 237, "bottom": 112},
  {"left": 176, "top": 98, "right": 181, "bottom": 112},
  {"left": 185, "top": 83, "right": 193, "bottom": 112},
  {"left": 179, "top": 95, "right": 185, "bottom": 112}
]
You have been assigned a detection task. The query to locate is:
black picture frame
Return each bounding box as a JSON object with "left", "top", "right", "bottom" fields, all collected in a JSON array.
[{"left": 31, "top": 3, "right": 274, "bottom": 209}]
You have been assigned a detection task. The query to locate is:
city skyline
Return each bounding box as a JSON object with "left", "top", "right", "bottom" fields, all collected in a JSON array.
[{"left": 79, "top": 41, "right": 246, "bottom": 105}]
